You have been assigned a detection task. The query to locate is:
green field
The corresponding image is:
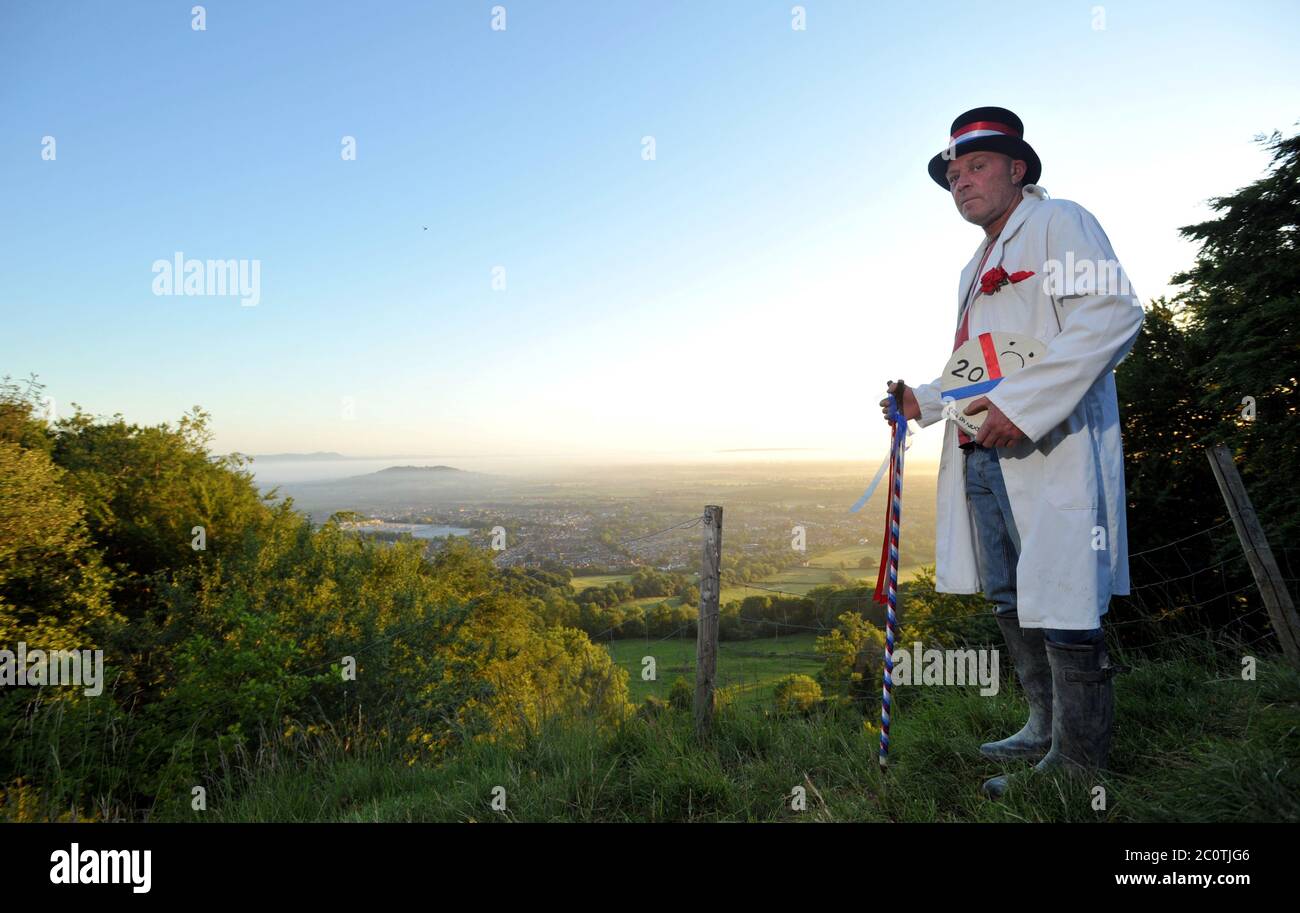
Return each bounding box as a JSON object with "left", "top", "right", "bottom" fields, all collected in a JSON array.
[
  {"left": 600, "top": 632, "right": 824, "bottom": 708},
  {"left": 569, "top": 574, "right": 633, "bottom": 592},
  {"left": 717, "top": 554, "right": 922, "bottom": 606},
  {"left": 571, "top": 549, "right": 921, "bottom": 607},
  {"left": 806, "top": 544, "right": 883, "bottom": 570}
]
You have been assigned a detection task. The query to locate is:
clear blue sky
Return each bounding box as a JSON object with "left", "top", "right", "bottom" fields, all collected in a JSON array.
[{"left": 3, "top": 0, "right": 1296, "bottom": 467}]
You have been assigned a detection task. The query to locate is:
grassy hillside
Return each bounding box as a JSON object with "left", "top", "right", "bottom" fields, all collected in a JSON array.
[{"left": 158, "top": 640, "right": 1300, "bottom": 823}]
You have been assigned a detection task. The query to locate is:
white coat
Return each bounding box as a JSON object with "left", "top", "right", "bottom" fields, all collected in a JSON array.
[{"left": 911, "top": 185, "right": 1145, "bottom": 629}]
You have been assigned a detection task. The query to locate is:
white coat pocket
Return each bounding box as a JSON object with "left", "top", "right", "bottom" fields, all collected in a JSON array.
[{"left": 1038, "top": 414, "right": 1098, "bottom": 511}]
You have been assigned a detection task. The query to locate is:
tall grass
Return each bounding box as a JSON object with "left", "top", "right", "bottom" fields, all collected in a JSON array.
[{"left": 129, "top": 637, "right": 1299, "bottom": 823}]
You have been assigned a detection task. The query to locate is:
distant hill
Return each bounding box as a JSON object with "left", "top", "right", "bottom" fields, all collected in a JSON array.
[
  {"left": 376, "top": 465, "right": 462, "bottom": 473},
  {"left": 273, "top": 464, "right": 500, "bottom": 517}
]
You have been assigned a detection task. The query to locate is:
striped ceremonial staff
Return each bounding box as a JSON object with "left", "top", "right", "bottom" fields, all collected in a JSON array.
[{"left": 872, "top": 380, "right": 908, "bottom": 770}]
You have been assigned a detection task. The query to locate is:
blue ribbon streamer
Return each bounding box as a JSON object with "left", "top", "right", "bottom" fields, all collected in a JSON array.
[
  {"left": 849, "top": 398, "right": 911, "bottom": 514},
  {"left": 848, "top": 453, "right": 890, "bottom": 514}
]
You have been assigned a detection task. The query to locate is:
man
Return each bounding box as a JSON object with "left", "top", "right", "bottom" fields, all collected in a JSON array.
[{"left": 879, "top": 107, "right": 1144, "bottom": 798}]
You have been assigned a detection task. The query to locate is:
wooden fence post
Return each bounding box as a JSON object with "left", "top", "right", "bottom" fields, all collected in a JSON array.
[
  {"left": 696, "top": 505, "right": 722, "bottom": 737},
  {"left": 1206, "top": 445, "right": 1300, "bottom": 668}
]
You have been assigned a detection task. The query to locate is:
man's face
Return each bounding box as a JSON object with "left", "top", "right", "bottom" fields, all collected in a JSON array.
[{"left": 945, "top": 151, "right": 1025, "bottom": 227}]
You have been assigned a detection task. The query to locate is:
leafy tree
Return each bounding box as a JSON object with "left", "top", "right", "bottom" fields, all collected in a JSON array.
[
  {"left": 1170, "top": 128, "right": 1300, "bottom": 546},
  {"left": 0, "top": 379, "right": 117, "bottom": 652},
  {"left": 1113, "top": 127, "right": 1300, "bottom": 635},
  {"left": 0, "top": 375, "right": 54, "bottom": 453},
  {"left": 815, "top": 610, "right": 885, "bottom": 708},
  {"left": 49, "top": 406, "right": 275, "bottom": 626},
  {"left": 0, "top": 441, "right": 117, "bottom": 651}
]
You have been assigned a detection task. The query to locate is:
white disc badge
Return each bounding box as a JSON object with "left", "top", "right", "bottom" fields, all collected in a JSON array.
[{"left": 940, "top": 331, "right": 1045, "bottom": 437}]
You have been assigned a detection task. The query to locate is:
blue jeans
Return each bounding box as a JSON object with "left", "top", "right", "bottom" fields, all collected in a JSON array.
[{"left": 963, "top": 444, "right": 1102, "bottom": 645}]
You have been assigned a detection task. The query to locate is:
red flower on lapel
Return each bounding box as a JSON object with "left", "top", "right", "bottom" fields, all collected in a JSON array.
[{"left": 980, "top": 266, "right": 1035, "bottom": 295}]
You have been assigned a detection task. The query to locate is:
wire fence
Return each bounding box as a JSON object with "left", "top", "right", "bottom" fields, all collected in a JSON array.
[{"left": 572, "top": 507, "right": 1293, "bottom": 711}]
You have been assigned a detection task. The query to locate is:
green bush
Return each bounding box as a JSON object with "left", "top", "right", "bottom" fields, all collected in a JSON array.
[
  {"left": 668, "top": 676, "right": 693, "bottom": 711},
  {"left": 773, "top": 674, "right": 822, "bottom": 715}
]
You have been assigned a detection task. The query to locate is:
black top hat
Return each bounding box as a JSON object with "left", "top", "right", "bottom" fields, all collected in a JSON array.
[{"left": 927, "top": 106, "right": 1041, "bottom": 190}]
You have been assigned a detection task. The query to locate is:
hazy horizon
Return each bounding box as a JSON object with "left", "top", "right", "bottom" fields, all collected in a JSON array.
[{"left": 244, "top": 449, "right": 941, "bottom": 486}]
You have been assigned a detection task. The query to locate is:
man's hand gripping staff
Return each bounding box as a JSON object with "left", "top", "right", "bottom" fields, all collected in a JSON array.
[
  {"left": 880, "top": 377, "right": 1024, "bottom": 447},
  {"left": 880, "top": 380, "right": 920, "bottom": 424}
]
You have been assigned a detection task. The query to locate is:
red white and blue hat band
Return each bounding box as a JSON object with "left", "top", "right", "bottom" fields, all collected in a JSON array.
[{"left": 950, "top": 120, "right": 1022, "bottom": 144}]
